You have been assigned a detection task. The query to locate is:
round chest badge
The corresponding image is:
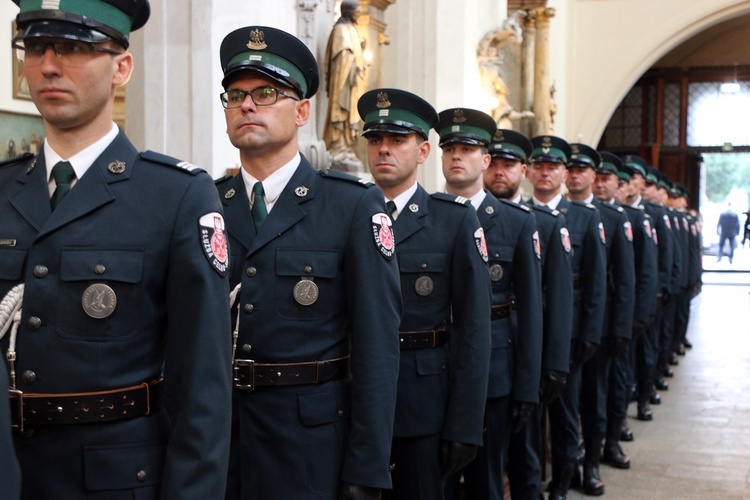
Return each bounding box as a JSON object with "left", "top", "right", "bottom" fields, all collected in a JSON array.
[
  {"left": 82, "top": 283, "right": 117, "bottom": 319},
  {"left": 415, "top": 276, "right": 434, "bottom": 296},
  {"left": 489, "top": 264, "right": 504, "bottom": 281},
  {"left": 294, "top": 279, "right": 319, "bottom": 306}
]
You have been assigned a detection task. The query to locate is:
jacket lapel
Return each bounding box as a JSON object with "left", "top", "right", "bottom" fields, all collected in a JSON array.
[
  {"left": 9, "top": 150, "right": 52, "bottom": 232},
  {"left": 36, "top": 132, "right": 137, "bottom": 238},
  {"left": 220, "top": 174, "right": 254, "bottom": 253},
  {"left": 247, "top": 158, "right": 317, "bottom": 255},
  {"left": 393, "top": 185, "right": 429, "bottom": 245}
]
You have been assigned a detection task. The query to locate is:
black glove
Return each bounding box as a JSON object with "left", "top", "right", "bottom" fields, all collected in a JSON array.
[
  {"left": 440, "top": 440, "right": 478, "bottom": 477},
  {"left": 338, "top": 482, "right": 381, "bottom": 500},
  {"left": 632, "top": 321, "right": 648, "bottom": 338},
  {"left": 511, "top": 401, "right": 537, "bottom": 433},
  {"left": 539, "top": 370, "right": 567, "bottom": 405},
  {"left": 573, "top": 339, "right": 597, "bottom": 365},
  {"left": 608, "top": 336, "right": 630, "bottom": 358}
]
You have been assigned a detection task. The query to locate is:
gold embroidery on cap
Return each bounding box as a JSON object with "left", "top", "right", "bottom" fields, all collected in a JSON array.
[
  {"left": 493, "top": 130, "right": 505, "bottom": 142},
  {"left": 571, "top": 144, "right": 580, "bottom": 154},
  {"left": 376, "top": 91, "right": 391, "bottom": 108},
  {"left": 247, "top": 29, "right": 268, "bottom": 50},
  {"left": 453, "top": 109, "right": 466, "bottom": 123},
  {"left": 541, "top": 137, "right": 552, "bottom": 148}
]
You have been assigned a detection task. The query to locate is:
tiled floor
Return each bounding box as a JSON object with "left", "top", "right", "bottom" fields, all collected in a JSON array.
[{"left": 567, "top": 273, "right": 750, "bottom": 499}]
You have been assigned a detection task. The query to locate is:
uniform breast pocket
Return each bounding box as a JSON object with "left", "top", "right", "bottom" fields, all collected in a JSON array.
[
  {"left": 275, "top": 249, "right": 342, "bottom": 320},
  {"left": 57, "top": 249, "right": 144, "bottom": 341},
  {"left": 487, "top": 245, "right": 514, "bottom": 288},
  {"left": 398, "top": 252, "right": 445, "bottom": 303},
  {"left": 0, "top": 248, "right": 27, "bottom": 282}
]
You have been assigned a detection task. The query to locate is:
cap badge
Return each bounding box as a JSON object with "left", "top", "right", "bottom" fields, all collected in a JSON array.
[
  {"left": 107, "top": 160, "right": 126, "bottom": 174},
  {"left": 376, "top": 91, "right": 391, "bottom": 108},
  {"left": 247, "top": 29, "right": 268, "bottom": 50},
  {"left": 542, "top": 137, "right": 552, "bottom": 148},
  {"left": 571, "top": 144, "right": 580, "bottom": 154},
  {"left": 625, "top": 155, "right": 633, "bottom": 162},
  {"left": 295, "top": 185, "right": 309, "bottom": 197},
  {"left": 452, "top": 109, "right": 467, "bottom": 123},
  {"left": 493, "top": 130, "right": 505, "bottom": 142}
]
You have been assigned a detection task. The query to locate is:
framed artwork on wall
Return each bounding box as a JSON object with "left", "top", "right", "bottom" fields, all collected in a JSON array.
[
  {"left": 1, "top": 111, "right": 45, "bottom": 160},
  {"left": 11, "top": 21, "right": 30, "bottom": 100}
]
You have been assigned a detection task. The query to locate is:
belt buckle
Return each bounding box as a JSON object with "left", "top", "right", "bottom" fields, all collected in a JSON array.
[
  {"left": 234, "top": 359, "right": 255, "bottom": 391},
  {"left": 8, "top": 389, "right": 24, "bottom": 433}
]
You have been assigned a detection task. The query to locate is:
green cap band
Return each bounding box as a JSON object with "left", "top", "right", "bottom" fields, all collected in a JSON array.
[
  {"left": 228, "top": 50, "right": 308, "bottom": 97},
  {"left": 438, "top": 124, "right": 492, "bottom": 144},
  {"left": 20, "top": 0, "right": 133, "bottom": 37},
  {"left": 531, "top": 147, "right": 568, "bottom": 163},
  {"left": 600, "top": 161, "right": 619, "bottom": 174},
  {"left": 490, "top": 142, "right": 526, "bottom": 160},
  {"left": 364, "top": 108, "right": 432, "bottom": 137},
  {"left": 625, "top": 162, "right": 646, "bottom": 177},
  {"left": 617, "top": 170, "right": 631, "bottom": 181}
]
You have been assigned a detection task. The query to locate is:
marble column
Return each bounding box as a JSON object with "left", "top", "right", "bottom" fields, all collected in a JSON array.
[
  {"left": 520, "top": 11, "right": 536, "bottom": 138},
  {"left": 530, "top": 7, "right": 555, "bottom": 136}
]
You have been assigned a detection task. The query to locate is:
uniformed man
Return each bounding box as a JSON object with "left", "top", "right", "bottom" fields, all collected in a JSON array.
[
  {"left": 674, "top": 183, "right": 702, "bottom": 350},
  {"left": 358, "top": 89, "right": 491, "bottom": 500},
  {"left": 528, "top": 136, "right": 607, "bottom": 500},
  {"left": 597, "top": 153, "right": 658, "bottom": 471},
  {"left": 215, "top": 28, "right": 402, "bottom": 499},
  {"left": 1, "top": 1, "right": 233, "bottom": 498},
  {"left": 438, "top": 113, "right": 543, "bottom": 500},
  {"left": 666, "top": 179, "right": 692, "bottom": 365},
  {"left": 636, "top": 163, "right": 677, "bottom": 420},
  {"left": 566, "top": 144, "right": 634, "bottom": 496},
  {"left": 485, "top": 129, "right": 573, "bottom": 500}
]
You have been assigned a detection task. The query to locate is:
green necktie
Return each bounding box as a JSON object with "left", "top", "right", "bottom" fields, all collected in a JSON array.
[
  {"left": 51, "top": 161, "right": 75, "bottom": 210},
  {"left": 252, "top": 181, "right": 268, "bottom": 231},
  {"left": 386, "top": 200, "right": 397, "bottom": 220}
]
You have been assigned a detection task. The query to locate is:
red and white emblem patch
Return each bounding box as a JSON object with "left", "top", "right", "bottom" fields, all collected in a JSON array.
[
  {"left": 532, "top": 230, "right": 541, "bottom": 260},
  {"left": 643, "top": 219, "right": 653, "bottom": 239},
  {"left": 663, "top": 214, "right": 671, "bottom": 230},
  {"left": 372, "top": 212, "right": 395, "bottom": 260},
  {"left": 598, "top": 222, "right": 607, "bottom": 245},
  {"left": 683, "top": 218, "right": 689, "bottom": 232},
  {"left": 560, "top": 227, "right": 572, "bottom": 253},
  {"left": 474, "top": 227, "right": 489, "bottom": 263},
  {"left": 691, "top": 223, "right": 697, "bottom": 237},
  {"left": 673, "top": 216, "right": 680, "bottom": 231},
  {"left": 199, "top": 212, "right": 229, "bottom": 276},
  {"left": 623, "top": 221, "right": 633, "bottom": 242}
]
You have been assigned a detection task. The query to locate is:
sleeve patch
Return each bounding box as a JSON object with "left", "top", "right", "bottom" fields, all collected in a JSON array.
[
  {"left": 199, "top": 212, "right": 229, "bottom": 276},
  {"left": 598, "top": 222, "right": 607, "bottom": 245},
  {"left": 474, "top": 227, "right": 488, "bottom": 263},
  {"left": 532, "top": 230, "right": 541, "bottom": 260},
  {"left": 623, "top": 221, "right": 634, "bottom": 242},
  {"left": 371, "top": 212, "right": 395, "bottom": 260},
  {"left": 560, "top": 227, "right": 572, "bottom": 253}
]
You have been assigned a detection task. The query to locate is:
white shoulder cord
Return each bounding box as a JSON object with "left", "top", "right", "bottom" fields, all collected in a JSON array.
[
  {"left": 229, "top": 283, "right": 242, "bottom": 367},
  {"left": 0, "top": 283, "right": 24, "bottom": 390}
]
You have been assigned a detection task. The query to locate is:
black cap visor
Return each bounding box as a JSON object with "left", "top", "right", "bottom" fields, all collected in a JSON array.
[
  {"left": 15, "top": 14, "right": 123, "bottom": 46},
  {"left": 362, "top": 120, "right": 428, "bottom": 139},
  {"left": 438, "top": 134, "right": 487, "bottom": 148},
  {"left": 222, "top": 61, "right": 303, "bottom": 97}
]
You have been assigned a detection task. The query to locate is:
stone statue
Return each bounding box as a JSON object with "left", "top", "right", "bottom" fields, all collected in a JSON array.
[
  {"left": 323, "top": 0, "right": 366, "bottom": 171},
  {"left": 492, "top": 77, "right": 534, "bottom": 130}
]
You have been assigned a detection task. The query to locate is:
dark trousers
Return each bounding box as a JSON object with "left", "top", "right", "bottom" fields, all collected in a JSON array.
[
  {"left": 717, "top": 235, "right": 736, "bottom": 261},
  {"left": 657, "top": 299, "right": 676, "bottom": 371},
  {"left": 507, "top": 403, "right": 544, "bottom": 500},
  {"left": 609, "top": 343, "right": 632, "bottom": 421},
  {"left": 672, "top": 290, "right": 691, "bottom": 350},
  {"left": 548, "top": 355, "right": 582, "bottom": 471},
  {"left": 636, "top": 309, "right": 659, "bottom": 397},
  {"left": 445, "top": 396, "right": 511, "bottom": 500},
  {"left": 580, "top": 345, "right": 611, "bottom": 447},
  {"left": 386, "top": 434, "right": 444, "bottom": 500}
]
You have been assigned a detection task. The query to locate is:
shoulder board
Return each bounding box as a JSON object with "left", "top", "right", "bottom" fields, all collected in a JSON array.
[
  {"left": 599, "top": 202, "right": 623, "bottom": 213},
  {"left": 499, "top": 198, "right": 531, "bottom": 213},
  {"left": 139, "top": 150, "right": 206, "bottom": 175},
  {"left": 0, "top": 152, "right": 35, "bottom": 169},
  {"left": 431, "top": 192, "right": 470, "bottom": 206},
  {"left": 572, "top": 200, "right": 597, "bottom": 210},
  {"left": 214, "top": 174, "right": 234, "bottom": 185},
  {"left": 319, "top": 168, "right": 372, "bottom": 187}
]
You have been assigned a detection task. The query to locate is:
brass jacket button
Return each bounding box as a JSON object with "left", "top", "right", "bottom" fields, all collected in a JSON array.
[
  {"left": 246, "top": 267, "right": 257, "bottom": 277},
  {"left": 22, "top": 370, "right": 36, "bottom": 384},
  {"left": 136, "top": 470, "right": 148, "bottom": 482},
  {"left": 33, "top": 265, "right": 48, "bottom": 278},
  {"left": 27, "top": 317, "right": 42, "bottom": 330}
]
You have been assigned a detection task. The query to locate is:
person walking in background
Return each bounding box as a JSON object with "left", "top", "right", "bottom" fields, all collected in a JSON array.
[{"left": 717, "top": 203, "right": 740, "bottom": 264}]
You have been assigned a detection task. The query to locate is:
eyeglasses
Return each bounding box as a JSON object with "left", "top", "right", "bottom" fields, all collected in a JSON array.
[
  {"left": 220, "top": 86, "right": 300, "bottom": 109},
  {"left": 13, "top": 40, "right": 123, "bottom": 67}
]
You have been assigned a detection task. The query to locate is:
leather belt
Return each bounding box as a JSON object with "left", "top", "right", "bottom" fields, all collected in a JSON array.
[
  {"left": 573, "top": 275, "right": 582, "bottom": 288},
  {"left": 233, "top": 355, "right": 350, "bottom": 391},
  {"left": 399, "top": 329, "right": 449, "bottom": 350},
  {"left": 491, "top": 301, "right": 514, "bottom": 320},
  {"left": 9, "top": 379, "right": 163, "bottom": 433}
]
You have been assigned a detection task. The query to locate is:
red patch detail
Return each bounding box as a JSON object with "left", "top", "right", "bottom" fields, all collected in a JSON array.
[
  {"left": 623, "top": 221, "right": 633, "bottom": 242},
  {"left": 372, "top": 212, "right": 395, "bottom": 260},
  {"left": 532, "top": 230, "right": 541, "bottom": 260},
  {"left": 474, "top": 228, "right": 488, "bottom": 263},
  {"left": 560, "top": 227, "right": 571, "bottom": 253},
  {"left": 199, "top": 212, "right": 229, "bottom": 276}
]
